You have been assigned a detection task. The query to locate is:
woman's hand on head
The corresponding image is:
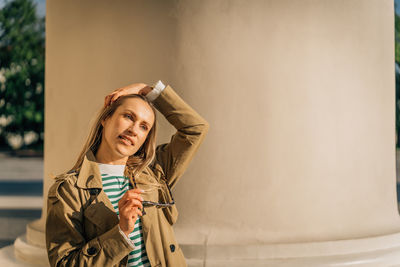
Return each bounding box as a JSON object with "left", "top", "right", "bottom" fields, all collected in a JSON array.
[
  {"left": 104, "top": 83, "right": 153, "bottom": 108},
  {"left": 118, "top": 188, "right": 144, "bottom": 237}
]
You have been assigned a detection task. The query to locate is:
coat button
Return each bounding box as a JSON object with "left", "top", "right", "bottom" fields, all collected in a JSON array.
[
  {"left": 87, "top": 247, "right": 97, "bottom": 255},
  {"left": 170, "top": 244, "right": 175, "bottom": 252}
]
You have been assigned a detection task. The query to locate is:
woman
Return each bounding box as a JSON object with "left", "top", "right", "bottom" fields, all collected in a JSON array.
[{"left": 45, "top": 80, "right": 209, "bottom": 267}]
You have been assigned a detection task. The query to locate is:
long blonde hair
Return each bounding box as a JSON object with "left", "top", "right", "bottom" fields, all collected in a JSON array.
[{"left": 67, "top": 94, "right": 157, "bottom": 185}]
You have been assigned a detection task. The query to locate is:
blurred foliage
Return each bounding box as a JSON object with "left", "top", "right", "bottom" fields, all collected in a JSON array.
[
  {"left": 396, "top": 13, "right": 400, "bottom": 64},
  {"left": 0, "top": 0, "right": 45, "bottom": 151},
  {"left": 397, "top": 70, "right": 400, "bottom": 147},
  {"left": 396, "top": 10, "right": 400, "bottom": 147}
]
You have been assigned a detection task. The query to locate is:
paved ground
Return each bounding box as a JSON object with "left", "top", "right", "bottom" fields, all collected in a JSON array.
[
  {"left": 0, "top": 152, "right": 43, "bottom": 248},
  {"left": 0, "top": 152, "right": 43, "bottom": 181}
]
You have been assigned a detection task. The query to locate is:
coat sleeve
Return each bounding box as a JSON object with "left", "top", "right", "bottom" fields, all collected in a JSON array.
[
  {"left": 45, "top": 176, "right": 132, "bottom": 267},
  {"left": 152, "top": 84, "right": 209, "bottom": 189}
]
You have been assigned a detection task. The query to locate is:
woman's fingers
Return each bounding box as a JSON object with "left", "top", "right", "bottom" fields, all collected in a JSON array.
[
  {"left": 104, "top": 95, "right": 110, "bottom": 107},
  {"left": 120, "top": 205, "right": 135, "bottom": 219},
  {"left": 125, "top": 199, "right": 143, "bottom": 210},
  {"left": 119, "top": 191, "right": 144, "bottom": 234},
  {"left": 105, "top": 93, "right": 119, "bottom": 107},
  {"left": 119, "top": 193, "right": 141, "bottom": 206},
  {"left": 104, "top": 89, "right": 121, "bottom": 107},
  {"left": 118, "top": 189, "right": 144, "bottom": 211},
  {"left": 120, "top": 204, "right": 143, "bottom": 220},
  {"left": 119, "top": 189, "right": 143, "bottom": 203},
  {"left": 135, "top": 207, "right": 143, "bottom": 217},
  {"left": 104, "top": 94, "right": 116, "bottom": 107},
  {"left": 104, "top": 91, "right": 127, "bottom": 107},
  {"left": 120, "top": 201, "right": 138, "bottom": 216},
  {"left": 104, "top": 83, "right": 149, "bottom": 108},
  {"left": 119, "top": 198, "right": 143, "bottom": 213},
  {"left": 131, "top": 188, "right": 144, "bottom": 194},
  {"left": 110, "top": 92, "right": 121, "bottom": 104},
  {"left": 126, "top": 206, "right": 143, "bottom": 217},
  {"left": 127, "top": 200, "right": 143, "bottom": 212}
]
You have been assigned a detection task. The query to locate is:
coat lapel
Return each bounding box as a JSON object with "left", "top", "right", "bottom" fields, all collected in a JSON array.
[
  {"left": 77, "top": 149, "right": 119, "bottom": 231},
  {"left": 76, "top": 149, "right": 154, "bottom": 237},
  {"left": 76, "top": 149, "right": 103, "bottom": 190}
]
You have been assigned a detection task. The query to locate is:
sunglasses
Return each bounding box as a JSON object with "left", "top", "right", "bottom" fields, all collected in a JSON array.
[{"left": 132, "top": 177, "right": 175, "bottom": 215}]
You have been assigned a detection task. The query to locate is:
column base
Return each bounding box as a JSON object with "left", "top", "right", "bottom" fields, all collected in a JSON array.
[
  {"left": 183, "top": 247, "right": 400, "bottom": 267},
  {"left": 0, "top": 235, "right": 48, "bottom": 267},
  {"left": 14, "top": 234, "right": 48, "bottom": 266},
  {"left": 12, "top": 218, "right": 48, "bottom": 266},
  {"left": 3, "top": 228, "right": 400, "bottom": 266},
  {"left": 26, "top": 219, "right": 46, "bottom": 248},
  {"left": 178, "top": 229, "right": 400, "bottom": 266},
  {"left": 0, "top": 245, "right": 35, "bottom": 267}
]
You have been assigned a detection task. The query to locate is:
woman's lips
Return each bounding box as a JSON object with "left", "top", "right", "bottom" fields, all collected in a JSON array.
[{"left": 118, "top": 135, "right": 134, "bottom": 146}]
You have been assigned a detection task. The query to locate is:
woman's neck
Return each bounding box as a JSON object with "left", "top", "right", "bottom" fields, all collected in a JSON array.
[{"left": 95, "top": 144, "right": 128, "bottom": 165}]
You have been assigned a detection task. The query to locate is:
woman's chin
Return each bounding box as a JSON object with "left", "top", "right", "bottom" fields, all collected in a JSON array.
[{"left": 116, "top": 144, "right": 136, "bottom": 157}]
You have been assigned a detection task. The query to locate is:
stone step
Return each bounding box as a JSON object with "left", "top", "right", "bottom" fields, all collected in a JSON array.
[
  {"left": 0, "top": 178, "right": 44, "bottom": 249},
  {"left": 0, "top": 196, "right": 43, "bottom": 209},
  {"left": 0, "top": 209, "right": 41, "bottom": 249}
]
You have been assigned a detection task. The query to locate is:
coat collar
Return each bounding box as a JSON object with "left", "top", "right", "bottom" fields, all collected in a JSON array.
[
  {"left": 75, "top": 149, "right": 157, "bottom": 244},
  {"left": 76, "top": 149, "right": 104, "bottom": 189},
  {"left": 76, "top": 148, "right": 154, "bottom": 238}
]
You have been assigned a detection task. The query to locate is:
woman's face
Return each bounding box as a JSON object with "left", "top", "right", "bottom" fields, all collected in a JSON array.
[{"left": 99, "top": 97, "right": 155, "bottom": 164}]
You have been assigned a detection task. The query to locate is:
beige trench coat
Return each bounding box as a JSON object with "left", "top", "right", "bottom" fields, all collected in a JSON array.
[{"left": 45, "top": 85, "right": 209, "bottom": 267}]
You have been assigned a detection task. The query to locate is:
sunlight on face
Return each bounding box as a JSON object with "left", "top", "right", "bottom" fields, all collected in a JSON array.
[{"left": 99, "top": 98, "right": 155, "bottom": 164}]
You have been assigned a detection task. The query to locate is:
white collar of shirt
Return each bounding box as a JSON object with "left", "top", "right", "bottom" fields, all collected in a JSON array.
[{"left": 97, "top": 163, "right": 125, "bottom": 176}]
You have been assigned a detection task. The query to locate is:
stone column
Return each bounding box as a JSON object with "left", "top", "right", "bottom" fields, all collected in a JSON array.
[
  {"left": 3, "top": 0, "right": 400, "bottom": 266},
  {"left": 170, "top": 1, "right": 400, "bottom": 266}
]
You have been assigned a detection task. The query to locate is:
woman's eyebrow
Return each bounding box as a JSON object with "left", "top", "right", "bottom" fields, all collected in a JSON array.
[{"left": 124, "top": 109, "right": 151, "bottom": 126}]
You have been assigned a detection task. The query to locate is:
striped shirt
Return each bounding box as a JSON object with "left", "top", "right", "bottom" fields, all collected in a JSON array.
[{"left": 97, "top": 163, "right": 151, "bottom": 267}]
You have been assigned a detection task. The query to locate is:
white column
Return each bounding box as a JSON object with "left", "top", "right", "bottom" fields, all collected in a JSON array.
[{"left": 170, "top": 0, "right": 400, "bottom": 265}]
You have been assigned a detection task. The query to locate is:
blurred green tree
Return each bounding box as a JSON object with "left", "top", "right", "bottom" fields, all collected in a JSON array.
[
  {"left": 396, "top": 12, "right": 400, "bottom": 64},
  {"left": 396, "top": 9, "right": 400, "bottom": 147},
  {"left": 0, "top": 0, "right": 45, "bottom": 152}
]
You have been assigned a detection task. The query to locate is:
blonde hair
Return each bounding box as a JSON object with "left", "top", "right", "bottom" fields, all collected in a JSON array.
[{"left": 67, "top": 94, "right": 157, "bottom": 185}]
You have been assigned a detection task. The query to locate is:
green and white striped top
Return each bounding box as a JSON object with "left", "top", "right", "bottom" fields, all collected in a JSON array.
[{"left": 97, "top": 163, "right": 151, "bottom": 267}]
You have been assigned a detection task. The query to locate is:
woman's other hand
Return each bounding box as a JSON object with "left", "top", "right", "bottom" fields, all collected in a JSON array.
[
  {"left": 104, "top": 83, "right": 153, "bottom": 108},
  {"left": 118, "top": 188, "right": 144, "bottom": 237}
]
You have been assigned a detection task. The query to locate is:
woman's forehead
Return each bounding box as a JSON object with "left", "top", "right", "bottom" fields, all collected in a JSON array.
[{"left": 119, "top": 98, "right": 155, "bottom": 125}]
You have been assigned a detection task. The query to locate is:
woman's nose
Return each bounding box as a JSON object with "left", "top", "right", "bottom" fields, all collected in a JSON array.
[{"left": 128, "top": 122, "right": 139, "bottom": 136}]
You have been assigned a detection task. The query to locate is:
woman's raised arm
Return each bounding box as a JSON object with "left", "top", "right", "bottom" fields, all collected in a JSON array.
[
  {"left": 104, "top": 81, "right": 209, "bottom": 189},
  {"left": 151, "top": 84, "right": 209, "bottom": 189}
]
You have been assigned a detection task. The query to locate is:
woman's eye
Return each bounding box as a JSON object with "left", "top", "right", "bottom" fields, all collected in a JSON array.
[
  {"left": 141, "top": 125, "right": 148, "bottom": 131},
  {"left": 125, "top": 114, "right": 133, "bottom": 120}
]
